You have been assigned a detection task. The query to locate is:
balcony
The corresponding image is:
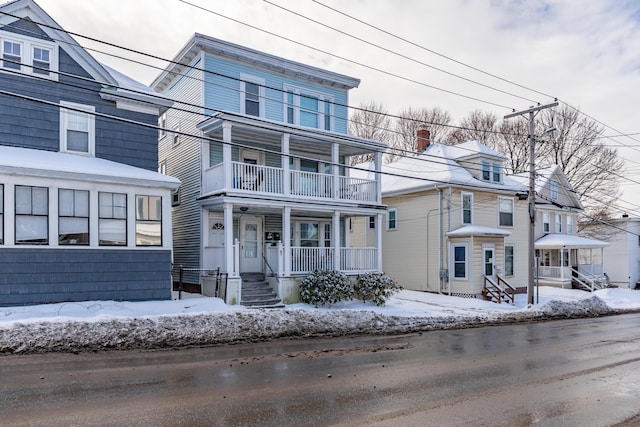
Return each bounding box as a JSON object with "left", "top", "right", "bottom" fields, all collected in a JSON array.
[{"left": 203, "top": 161, "right": 378, "bottom": 203}]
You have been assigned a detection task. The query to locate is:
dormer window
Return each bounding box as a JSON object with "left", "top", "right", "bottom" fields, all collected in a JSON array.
[
  {"left": 0, "top": 31, "right": 57, "bottom": 80},
  {"left": 481, "top": 160, "right": 502, "bottom": 182}
]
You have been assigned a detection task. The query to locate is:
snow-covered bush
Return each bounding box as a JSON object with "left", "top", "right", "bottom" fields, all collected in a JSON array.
[
  {"left": 299, "top": 269, "right": 353, "bottom": 307},
  {"left": 354, "top": 272, "right": 402, "bottom": 306}
]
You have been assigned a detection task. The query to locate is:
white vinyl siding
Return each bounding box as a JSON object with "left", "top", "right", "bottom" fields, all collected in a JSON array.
[{"left": 498, "top": 197, "right": 514, "bottom": 227}]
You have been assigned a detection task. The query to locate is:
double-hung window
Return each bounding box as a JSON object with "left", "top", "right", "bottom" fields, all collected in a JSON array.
[
  {"left": 2, "top": 39, "right": 21, "bottom": 70},
  {"left": 59, "top": 189, "right": 89, "bottom": 245},
  {"left": 387, "top": 208, "right": 398, "bottom": 230},
  {"left": 284, "top": 85, "right": 333, "bottom": 131},
  {"left": 550, "top": 180, "right": 558, "bottom": 200},
  {"left": 567, "top": 215, "right": 574, "bottom": 234},
  {"left": 481, "top": 161, "right": 490, "bottom": 180},
  {"left": 136, "top": 195, "right": 162, "bottom": 246},
  {"left": 0, "top": 184, "right": 3, "bottom": 244},
  {"left": 555, "top": 214, "right": 562, "bottom": 233},
  {"left": 99, "top": 192, "right": 127, "bottom": 246},
  {"left": 15, "top": 185, "right": 48, "bottom": 245},
  {"left": 498, "top": 197, "right": 514, "bottom": 227},
  {"left": 492, "top": 163, "right": 501, "bottom": 182},
  {"left": 453, "top": 245, "right": 467, "bottom": 279},
  {"left": 543, "top": 212, "right": 550, "bottom": 233},
  {"left": 462, "top": 193, "right": 473, "bottom": 225},
  {"left": 32, "top": 46, "right": 51, "bottom": 75},
  {"left": 60, "top": 101, "right": 95, "bottom": 155},
  {"left": 505, "top": 245, "right": 514, "bottom": 276},
  {"left": 240, "top": 75, "right": 265, "bottom": 118}
]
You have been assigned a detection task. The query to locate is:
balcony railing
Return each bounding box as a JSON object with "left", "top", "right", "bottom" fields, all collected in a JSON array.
[
  {"left": 535, "top": 266, "right": 571, "bottom": 281},
  {"left": 203, "top": 161, "right": 377, "bottom": 203}
]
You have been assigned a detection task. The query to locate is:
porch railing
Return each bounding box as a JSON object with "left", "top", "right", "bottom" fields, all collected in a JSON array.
[
  {"left": 262, "top": 244, "right": 378, "bottom": 275},
  {"left": 203, "top": 162, "right": 377, "bottom": 203},
  {"left": 535, "top": 266, "right": 571, "bottom": 281}
]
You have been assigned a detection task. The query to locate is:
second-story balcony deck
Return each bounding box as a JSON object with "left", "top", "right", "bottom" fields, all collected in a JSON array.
[
  {"left": 198, "top": 111, "right": 385, "bottom": 205},
  {"left": 204, "top": 161, "right": 377, "bottom": 203}
]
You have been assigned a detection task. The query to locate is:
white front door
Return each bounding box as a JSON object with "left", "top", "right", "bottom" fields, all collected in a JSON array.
[
  {"left": 483, "top": 246, "right": 495, "bottom": 277},
  {"left": 240, "top": 215, "right": 263, "bottom": 273},
  {"left": 203, "top": 214, "right": 224, "bottom": 270}
]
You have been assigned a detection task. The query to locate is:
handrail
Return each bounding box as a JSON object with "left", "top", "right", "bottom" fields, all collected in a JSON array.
[
  {"left": 483, "top": 275, "right": 515, "bottom": 304},
  {"left": 571, "top": 268, "right": 603, "bottom": 292},
  {"left": 263, "top": 252, "right": 281, "bottom": 290}
]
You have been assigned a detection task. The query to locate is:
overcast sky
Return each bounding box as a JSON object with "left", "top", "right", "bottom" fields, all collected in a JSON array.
[{"left": 34, "top": 0, "right": 640, "bottom": 213}]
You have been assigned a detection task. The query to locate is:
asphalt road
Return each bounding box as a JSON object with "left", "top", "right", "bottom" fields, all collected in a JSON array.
[{"left": 1, "top": 314, "right": 640, "bottom": 426}]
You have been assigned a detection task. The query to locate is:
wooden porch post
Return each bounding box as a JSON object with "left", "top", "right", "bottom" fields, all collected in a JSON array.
[
  {"left": 223, "top": 122, "right": 233, "bottom": 191},
  {"left": 333, "top": 210, "right": 340, "bottom": 270},
  {"left": 375, "top": 151, "right": 382, "bottom": 204},
  {"left": 223, "top": 202, "right": 236, "bottom": 277},
  {"left": 332, "top": 143, "right": 339, "bottom": 199},
  {"left": 376, "top": 212, "right": 383, "bottom": 273},
  {"left": 283, "top": 206, "right": 291, "bottom": 276},
  {"left": 282, "top": 133, "right": 290, "bottom": 196}
]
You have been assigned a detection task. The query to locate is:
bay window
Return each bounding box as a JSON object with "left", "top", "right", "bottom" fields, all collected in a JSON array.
[{"left": 284, "top": 85, "right": 333, "bottom": 131}]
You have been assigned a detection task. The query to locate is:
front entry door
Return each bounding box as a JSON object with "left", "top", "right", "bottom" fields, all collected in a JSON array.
[
  {"left": 483, "top": 246, "right": 495, "bottom": 277},
  {"left": 239, "top": 215, "right": 263, "bottom": 273}
]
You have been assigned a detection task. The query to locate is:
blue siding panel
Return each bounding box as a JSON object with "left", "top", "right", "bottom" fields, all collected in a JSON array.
[
  {"left": 203, "top": 54, "right": 350, "bottom": 134},
  {"left": 0, "top": 249, "right": 172, "bottom": 306}
]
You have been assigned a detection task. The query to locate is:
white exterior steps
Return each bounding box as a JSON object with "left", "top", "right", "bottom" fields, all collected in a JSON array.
[{"left": 240, "top": 272, "right": 284, "bottom": 308}]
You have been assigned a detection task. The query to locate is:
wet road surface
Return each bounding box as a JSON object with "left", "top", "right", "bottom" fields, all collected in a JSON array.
[{"left": 1, "top": 313, "right": 640, "bottom": 426}]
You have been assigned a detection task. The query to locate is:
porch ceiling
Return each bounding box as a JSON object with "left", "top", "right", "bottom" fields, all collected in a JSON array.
[
  {"left": 198, "top": 112, "right": 385, "bottom": 157},
  {"left": 535, "top": 233, "right": 609, "bottom": 249}
]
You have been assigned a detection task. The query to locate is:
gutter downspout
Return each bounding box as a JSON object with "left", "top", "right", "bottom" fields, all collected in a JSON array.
[
  {"left": 438, "top": 187, "right": 443, "bottom": 294},
  {"left": 447, "top": 186, "right": 453, "bottom": 295}
]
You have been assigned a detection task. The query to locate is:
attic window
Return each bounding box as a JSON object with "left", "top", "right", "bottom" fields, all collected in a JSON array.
[{"left": 0, "top": 30, "right": 57, "bottom": 80}]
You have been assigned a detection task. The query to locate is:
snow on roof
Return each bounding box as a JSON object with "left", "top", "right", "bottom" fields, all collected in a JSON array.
[
  {"left": 100, "top": 63, "right": 158, "bottom": 97},
  {"left": 0, "top": 145, "right": 180, "bottom": 189},
  {"left": 535, "top": 233, "right": 609, "bottom": 249},
  {"left": 380, "top": 142, "right": 525, "bottom": 195},
  {"left": 447, "top": 225, "right": 512, "bottom": 237},
  {"left": 445, "top": 140, "right": 507, "bottom": 161}
]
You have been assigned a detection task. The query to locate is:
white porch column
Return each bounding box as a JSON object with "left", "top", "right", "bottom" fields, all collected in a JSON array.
[
  {"left": 223, "top": 122, "right": 233, "bottom": 191},
  {"left": 376, "top": 212, "right": 383, "bottom": 272},
  {"left": 283, "top": 206, "right": 291, "bottom": 276},
  {"left": 560, "top": 249, "right": 565, "bottom": 281},
  {"left": 281, "top": 133, "right": 290, "bottom": 196},
  {"left": 333, "top": 210, "right": 340, "bottom": 270},
  {"left": 332, "top": 142, "right": 340, "bottom": 199},
  {"left": 375, "top": 151, "right": 382, "bottom": 204},
  {"left": 223, "top": 202, "right": 236, "bottom": 277}
]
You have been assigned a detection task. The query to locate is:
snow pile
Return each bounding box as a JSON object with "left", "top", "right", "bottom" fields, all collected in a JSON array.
[{"left": 0, "top": 288, "right": 638, "bottom": 354}]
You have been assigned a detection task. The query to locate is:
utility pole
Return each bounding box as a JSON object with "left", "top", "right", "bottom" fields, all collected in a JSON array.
[{"left": 504, "top": 101, "right": 557, "bottom": 305}]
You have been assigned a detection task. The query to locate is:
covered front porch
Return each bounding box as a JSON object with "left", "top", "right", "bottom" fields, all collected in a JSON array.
[
  {"left": 199, "top": 198, "right": 384, "bottom": 304},
  {"left": 534, "top": 234, "right": 609, "bottom": 291}
]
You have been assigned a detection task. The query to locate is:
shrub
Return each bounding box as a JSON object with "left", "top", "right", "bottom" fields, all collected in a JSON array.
[
  {"left": 299, "top": 269, "right": 353, "bottom": 307},
  {"left": 354, "top": 272, "right": 402, "bottom": 306}
]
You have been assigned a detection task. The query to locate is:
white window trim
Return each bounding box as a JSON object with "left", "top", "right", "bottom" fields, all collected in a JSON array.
[
  {"left": 387, "top": 208, "right": 398, "bottom": 231},
  {"left": 505, "top": 244, "right": 514, "bottom": 276},
  {"left": 543, "top": 211, "right": 550, "bottom": 233},
  {"left": 283, "top": 84, "right": 334, "bottom": 131},
  {"left": 60, "top": 101, "right": 95, "bottom": 156},
  {"left": 555, "top": 213, "right": 563, "bottom": 233},
  {"left": 452, "top": 243, "right": 468, "bottom": 280},
  {"left": 158, "top": 112, "right": 167, "bottom": 138},
  {"left": 461, "top": 192, "right": 473, "bottom": 225},
  {"left": 172, "top": 124, "right": 181, "bottom": 147},
  {"left": 566, "top": 214, "right": 574, "bottom": 234},
  {"left": 550, "top": 180, "right": 558, "bottom": 200},
  {"left": 0, "top": 30, "right": 58, "bottom": 80},
  {"left": 240, "top": 74, "right": 265, "bottom": 118},
  {"left": 290, "top": 219, "right": 332, "bottom": 247},
  {"left": 498, "top": 196, "right": 514, "bottom": 228}
]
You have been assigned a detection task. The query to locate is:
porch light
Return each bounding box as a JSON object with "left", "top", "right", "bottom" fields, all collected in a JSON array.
[{"left": 240, "top": 206, "right": 249, "bottom": 212}]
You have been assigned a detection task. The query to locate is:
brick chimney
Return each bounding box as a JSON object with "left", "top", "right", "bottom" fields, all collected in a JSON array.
[{"left": 417, "top": 125, "right": 431, "bottom": 153}]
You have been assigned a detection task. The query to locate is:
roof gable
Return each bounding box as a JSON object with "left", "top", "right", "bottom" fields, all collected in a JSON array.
[{"left": 0, "top": 0, "right": 117, "bottom": 86}]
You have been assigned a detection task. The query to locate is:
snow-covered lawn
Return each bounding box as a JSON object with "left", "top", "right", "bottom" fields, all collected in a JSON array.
[{"left": 0, "top": 287, "right": 638, "bottom": 354}]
